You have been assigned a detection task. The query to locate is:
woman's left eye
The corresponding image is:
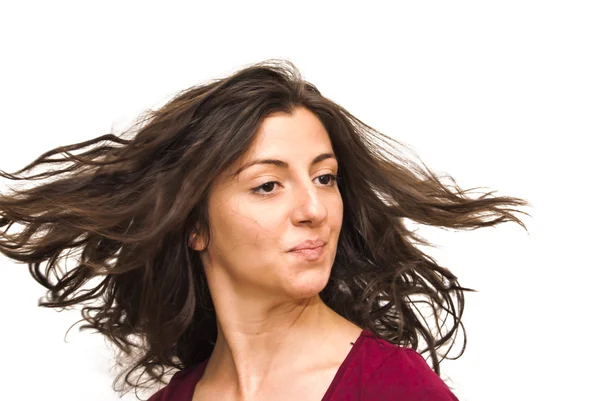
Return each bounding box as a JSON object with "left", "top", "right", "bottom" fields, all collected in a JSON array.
[{"left": 251, "top": 174, "right": 340, "bottom": 197}]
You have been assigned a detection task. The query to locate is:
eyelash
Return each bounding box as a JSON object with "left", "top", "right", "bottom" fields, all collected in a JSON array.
[{"left": 250, "top": 174, "right": 341, "bottom": 197}]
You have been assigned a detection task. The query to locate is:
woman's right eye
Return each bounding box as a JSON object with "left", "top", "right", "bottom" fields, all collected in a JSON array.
[{"left": 250, "top": 181, "right": 280, "bottom": 197}]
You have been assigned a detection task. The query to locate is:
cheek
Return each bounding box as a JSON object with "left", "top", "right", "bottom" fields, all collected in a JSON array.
[
  {"left": 236, "top": 200, "right": 288, "bottom": 240},
  {"left": 215, "top": 205, "right": 283, "bottom": 263}
]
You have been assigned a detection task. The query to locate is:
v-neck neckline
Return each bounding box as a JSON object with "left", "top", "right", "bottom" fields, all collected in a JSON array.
[{"left": 185, "top": 329, "right": 371, "bottom": 401}]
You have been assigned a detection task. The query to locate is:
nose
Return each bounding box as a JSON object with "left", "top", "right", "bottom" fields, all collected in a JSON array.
[{"left": 290, "top": 181, "right": 328, "bottom": 226}]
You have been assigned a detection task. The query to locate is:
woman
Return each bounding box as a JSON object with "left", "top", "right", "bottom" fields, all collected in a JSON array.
[{"left": 0, "top": 59, "right": 528, "bottom": 400}]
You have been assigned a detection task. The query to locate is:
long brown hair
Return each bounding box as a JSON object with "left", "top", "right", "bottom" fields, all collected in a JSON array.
[{"left": 0, "top": 59, "right": 529, "bottom": 397}]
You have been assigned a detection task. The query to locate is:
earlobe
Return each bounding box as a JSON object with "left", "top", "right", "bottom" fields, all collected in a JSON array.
[{"left": 188, "top": 231, "right": 208, "bottom": 251}]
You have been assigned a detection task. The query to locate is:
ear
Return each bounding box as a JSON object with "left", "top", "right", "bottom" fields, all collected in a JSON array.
[{"left": 188, "top": 225, "right": 208, "bottom": 251}]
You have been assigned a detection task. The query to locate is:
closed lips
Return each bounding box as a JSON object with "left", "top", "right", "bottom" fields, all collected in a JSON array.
[{"left": 288, "top": 239, "right": 326, "bottom": 251}]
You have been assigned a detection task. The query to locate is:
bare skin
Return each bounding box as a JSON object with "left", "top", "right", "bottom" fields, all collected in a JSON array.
[
  {"left": 188, "top": 107, "right": 362, "bottom": 400},
  {"left": 192, "top": 300, "right": 362, "bottom": 401}
]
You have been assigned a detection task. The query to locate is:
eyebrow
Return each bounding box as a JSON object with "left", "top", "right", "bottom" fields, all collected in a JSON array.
[{"left": 232, "top": 153, "right": 338, "bottom": 178}]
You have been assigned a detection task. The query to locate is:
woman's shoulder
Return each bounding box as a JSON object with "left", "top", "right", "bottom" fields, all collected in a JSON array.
[{"left": 352, "top": 331, "right": 459, "bottom": 400}]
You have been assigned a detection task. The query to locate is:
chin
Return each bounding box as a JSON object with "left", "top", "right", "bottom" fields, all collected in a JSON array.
[{"left": 285, "top": 269, "right": 331, "bottom": 300}]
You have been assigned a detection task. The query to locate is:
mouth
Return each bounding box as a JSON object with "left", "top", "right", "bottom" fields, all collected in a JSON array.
[
  {"left": 288, "top": 244, "right": 325, "bottom": 261},
  {"left": 288, "top": 239, "right": 326, "bottom": 252}
]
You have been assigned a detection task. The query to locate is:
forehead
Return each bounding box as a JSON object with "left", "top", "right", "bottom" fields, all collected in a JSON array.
[
  {"left": 255, "top": 107, "right": 329, "bottom": 142},
  {"left": 231, "top": 107, "right": 336, "bottom": 174},
  {"left": 252, "top": 107, "right": 332, "bottom": 149}
]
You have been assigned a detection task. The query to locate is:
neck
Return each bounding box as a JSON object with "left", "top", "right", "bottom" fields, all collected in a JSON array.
[{"left": 202, "top": 293, "right": 360, "bottom": 398}]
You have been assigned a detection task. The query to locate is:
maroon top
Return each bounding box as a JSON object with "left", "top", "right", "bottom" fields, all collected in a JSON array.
[{"left": 148, "top": 329, "right": 459, "bottom": 400}]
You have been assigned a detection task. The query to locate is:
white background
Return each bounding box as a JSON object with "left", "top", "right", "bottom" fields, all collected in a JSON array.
[{"left": 1, "top": 1, "right": 598, "bottom": 400}]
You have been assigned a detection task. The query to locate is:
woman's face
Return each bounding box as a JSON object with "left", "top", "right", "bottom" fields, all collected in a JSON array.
[{"left": 191, "top": 107, "right": 343, "bottom": 302}]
